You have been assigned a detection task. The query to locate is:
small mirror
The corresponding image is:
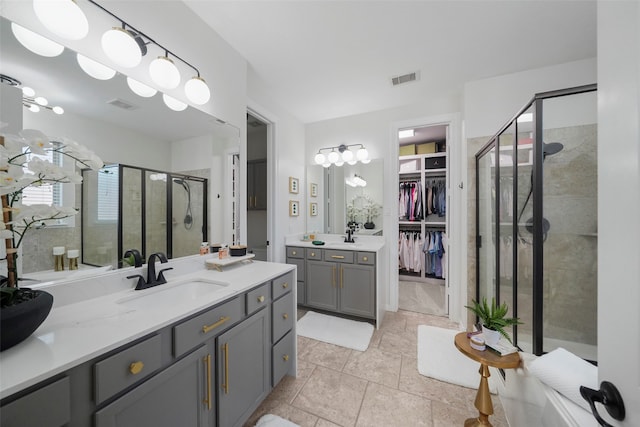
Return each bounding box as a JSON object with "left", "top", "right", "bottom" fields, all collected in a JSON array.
[{"left": 307, "top": 159, "right": 383, "bottom": 236}]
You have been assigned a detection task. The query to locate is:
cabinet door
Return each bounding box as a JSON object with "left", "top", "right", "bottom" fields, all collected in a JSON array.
[
  {"left": 306, "top": 260, "right": 338, "bottom": 311},
  {"left": 95, "top": 345, "right": 211, "bottom": 427},
  {"left": 253, "top": 160, "right": 267, "bottom": 210},
  {"left": 340, "top": 263, "right": 375, "bottom": 318},
  {"left": 217, "top": 308, "right": 270, "bottom": 427}
]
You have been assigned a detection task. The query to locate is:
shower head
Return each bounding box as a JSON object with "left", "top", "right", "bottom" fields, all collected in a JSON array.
[{"left": 543, "top": 142, "right": 564, "bottom": 157}]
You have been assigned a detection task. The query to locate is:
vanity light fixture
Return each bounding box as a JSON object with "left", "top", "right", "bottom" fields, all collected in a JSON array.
[
  {"left": 126, "top": 77, "right": 157, "bottom": 98},
  {"left": 313, "top": 144, "right": 370, "bottom": 167},
  {"left": 101, "top": 26, "right": 146, "bottom": 68},
  {"left": 149, "top": 55, "right": 181, "bottom": 89},
  {"left": 346, "top": 174, "right": 367, "bottom": 187},
  {"left": 33, "top": 0, "right": 89, "bottom": 41},
  {"left": 0, "top": 75, "right": 65, "bottom": 115},
  {"left": 162, "top": 93, "right": 187, "bottom": 112},
  {"left": 398, "top": 129, "right": 415, "bottom": 139},
  {"left": 11, "top": 23, "right": 64, "bottom": 57},
  {"left": 76, "top": 54, "right": 116, "bottom": 80}
]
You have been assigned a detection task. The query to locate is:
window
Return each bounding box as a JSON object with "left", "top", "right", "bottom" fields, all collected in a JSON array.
[
  {"left": 97, "top": 165, "right": 119, "bottom": 222},
  {"left": 21, "top": 146, "right": 63, "bottom": 207}
]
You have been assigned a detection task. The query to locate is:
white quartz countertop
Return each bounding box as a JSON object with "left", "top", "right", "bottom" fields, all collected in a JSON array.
[
  {"left": 285, "top": 233, "right": 385, "bottom": 252},
  {"left": 0, "top": 256, "right": 294, "bottom": 399}
]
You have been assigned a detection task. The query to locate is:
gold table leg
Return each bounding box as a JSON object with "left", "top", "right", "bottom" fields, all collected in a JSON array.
[{"left": 464, "top": 363, "right": 493, "bottom": 427}]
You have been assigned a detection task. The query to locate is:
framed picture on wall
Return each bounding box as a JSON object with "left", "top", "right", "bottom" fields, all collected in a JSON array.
[
  {"left": 310, "top": 183, "right": 318, "bottom": 197},
  {"left": 289, "top": 177, "right": 299, "bottom": 194},
  {"left": 310, "top": 202, "right": 318, "bottom": 216},
  {"left": 289, "top": 200, "right": 299, "bottom": 216}
]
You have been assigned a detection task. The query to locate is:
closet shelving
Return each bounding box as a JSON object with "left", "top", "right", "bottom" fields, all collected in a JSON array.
[{"left": 398, "top": 151, "right": 448, "bottom": 284}]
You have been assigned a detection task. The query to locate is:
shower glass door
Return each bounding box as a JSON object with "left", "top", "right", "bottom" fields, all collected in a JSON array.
[
  {"left": 172, "top": 177, "right": 206, "bottom": 258},
  {"left": 145, "top": 171, "right": 168, "bottom": 257},
  {"left": 476, "top": 146, "right": 496, "bottom": 321}
]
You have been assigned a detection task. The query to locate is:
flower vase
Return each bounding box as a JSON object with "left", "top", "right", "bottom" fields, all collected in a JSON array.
[
  {"left": 1, "top": 288, "right": 54, "bottom": 351},
  {"left": 364, "top": 222, "right": 375, "bottom": 229},
  {"left": 481, "top": 325, "right": 501, "bottom": 346}
]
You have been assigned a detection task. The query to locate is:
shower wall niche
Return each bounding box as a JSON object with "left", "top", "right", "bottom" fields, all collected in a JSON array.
[
  {"left": 82, "top": 164, "right": 208, "bottom": 268},
  {"left": 475, "top": 84, "right": 597, "bottom": 360}
]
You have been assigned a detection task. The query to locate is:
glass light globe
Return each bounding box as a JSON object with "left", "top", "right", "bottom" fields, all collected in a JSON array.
[
  {"left": 149, "top": 56, "right": 180, "bottom": 89},
  {"left": 361, "top": 158, "right": 371, "bottom": 164},
  {"left": 341, "top": 148, "right": 354, "bottom": 162},
  {"left": 185, "top": 76, "right": 211, "bottom": 105},
  {"left": 314, "top": 153, "right": 325, "bottom": 165},
  {"left": 52, "top": 106, "right": 64, "bottom": 115},
  {"left": 34, "top": 96, "right": 48, "bottom": 106},
  {"left": 162, "top": 94, "right": 187, "bottom": 111},
  {"left": 11, "top": 23, "right": 64, "bottom": 57},
  {"left": 335, "top": 160, "right": 344, "bottom": 167},
  {"left": 33, "top": 0, "right": 89, "bottom": 40},
  {"left": 102, "top": 27, "right": 142, "bottom": 68},
  {"left": 347, "top": 159, "right": 358, "bottom": 165},
  {"left": 28, "top": 104, "right": 40, "bottom": 113},
  {"left": 356, "top": 147, "right": 369, "bottom": 161},
  {"left": 322, "top": 162, "right": 331, "bottom": 168},
  {"left": 77, "top": 54, "right": 116, "bottom": 80},
  {"left": 327, "top": 151, "right": 340, "bottom": 163},
  {"left": 127, "top": 77, "right": 157, "bottom": 98},
  {"left": 22, "top": 87, "right": 36, "bottom": 97}
]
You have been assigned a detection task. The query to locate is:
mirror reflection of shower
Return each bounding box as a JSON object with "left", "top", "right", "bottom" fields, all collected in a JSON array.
[
  {"left": 518, "top": 141, "right": 564, "bottom": 241},
  {"left": 172, "top": 178, "right": 193, "bottom": 229}
]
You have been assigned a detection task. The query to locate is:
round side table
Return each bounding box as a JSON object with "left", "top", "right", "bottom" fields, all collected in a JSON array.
[{"left": 454, "top": 332, "right": 520, "bottom": 427}]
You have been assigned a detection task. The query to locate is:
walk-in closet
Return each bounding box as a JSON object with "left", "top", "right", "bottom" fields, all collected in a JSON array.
[{"left": 398, "top": 124, "right": 449, "bottom": 316}]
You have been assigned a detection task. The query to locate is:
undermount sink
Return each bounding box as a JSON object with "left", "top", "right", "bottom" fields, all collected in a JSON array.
[
  {"left": 327, "top": 242, "right": 363, "bottom": 249},
  {"left": 116, "top": 278, "right": 230, "bottom": 310}
]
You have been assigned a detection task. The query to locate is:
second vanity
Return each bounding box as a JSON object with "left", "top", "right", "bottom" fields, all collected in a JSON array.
[
  {"left": 0, "top": 256, "right": 296, "bottom": 427},
  {"left": 286, "top": 233, "right": 386, "bottom": 328}
]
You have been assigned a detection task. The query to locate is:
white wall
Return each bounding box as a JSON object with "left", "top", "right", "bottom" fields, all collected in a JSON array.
[{"left": 247, "top": 67, "right": 306, "bottom": 262}]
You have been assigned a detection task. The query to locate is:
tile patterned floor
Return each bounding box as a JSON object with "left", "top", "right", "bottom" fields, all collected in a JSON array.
[
  {"left": 244, "top": 310, "right": 509, "bottom": 427},
  {"left": 398, "top": 280, "right": 447, "bottom": 316}
]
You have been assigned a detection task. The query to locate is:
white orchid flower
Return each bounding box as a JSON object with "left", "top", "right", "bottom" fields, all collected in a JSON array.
[
  {"left": 0, "top": 166, "right": 27, "bottom": 195},
  {"left": 18, "top": 129, "right": 52, "bottom": 155}
]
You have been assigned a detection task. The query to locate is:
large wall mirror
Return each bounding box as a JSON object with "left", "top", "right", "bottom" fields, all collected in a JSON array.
[
  {"left": 0, "top": 16, "right": 240, "bottom": 281},
  {"left": 307, "top": 159, "right": 383, "bottom": 236}
]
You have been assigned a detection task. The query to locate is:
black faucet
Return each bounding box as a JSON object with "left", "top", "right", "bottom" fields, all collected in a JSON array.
[
  {"left": 127, "top": 252, "right": 173, "bottom": 290},
  {"left": 344, "top": 227, "right": 355, "bottom": 243},
  {"left": 123, "top": 249, "right": 143, "bottom": 268}
]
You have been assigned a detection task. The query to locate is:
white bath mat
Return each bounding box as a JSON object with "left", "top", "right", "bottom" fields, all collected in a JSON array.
[
  {"left": 297, "top": 311, "right": 374, "bottom": 351},
  {"left": 255, "top": 414, "right": 300, "bottom": 427},
  {"left": 417, "top": 325, "right": 497, "bottom": 393}
]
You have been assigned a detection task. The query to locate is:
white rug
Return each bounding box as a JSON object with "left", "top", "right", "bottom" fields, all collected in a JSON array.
[
  {"left": 417, "top": 325, "right": 497, "bottom": 393},
  {"left": 297, "top": 311, "right": 374, "bottom": 351},
  {"left": 255, "top": 414, "right": 300, "bottom": 427}
]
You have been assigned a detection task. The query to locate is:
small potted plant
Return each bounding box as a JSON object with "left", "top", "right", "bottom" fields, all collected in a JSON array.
[
  {"left": 465, "top": 297, "right": 522, "bottom": 345},
  {"left": 362, "top": 196, "right": 381, "bottom": 230}
]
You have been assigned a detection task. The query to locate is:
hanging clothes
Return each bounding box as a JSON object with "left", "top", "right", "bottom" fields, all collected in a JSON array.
[
  {"left": 399, "top": 181, "right": 423, "bottom": 221},
  {"left": 424, "top": 178, "right": 446, "bottom": 218}
]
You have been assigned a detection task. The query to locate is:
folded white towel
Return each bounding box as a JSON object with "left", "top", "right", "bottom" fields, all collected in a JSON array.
[
  {"left": 255, "top": 414, "right": 300, "bottom": 427},
  {"left": 527, "top": 347, "right": 597, "bottom": 412}
]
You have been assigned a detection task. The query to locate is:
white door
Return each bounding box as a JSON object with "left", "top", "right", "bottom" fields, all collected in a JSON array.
[{"left": 596, "top": 2, "right": 640, "bottom": 425}]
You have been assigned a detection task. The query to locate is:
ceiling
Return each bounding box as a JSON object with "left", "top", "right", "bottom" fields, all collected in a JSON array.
[{"left": 184, "top": 0, "right": 597, "bottom": 124}]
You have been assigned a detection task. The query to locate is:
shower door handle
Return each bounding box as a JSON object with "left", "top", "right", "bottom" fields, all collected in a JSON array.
[{"left": 580, "top": 381, "right": 625, "bottom": 426}]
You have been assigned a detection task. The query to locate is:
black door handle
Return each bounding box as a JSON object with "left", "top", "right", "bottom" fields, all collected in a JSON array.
[{"left": 580, "top": 381, "right": 625, "bottom": 426}]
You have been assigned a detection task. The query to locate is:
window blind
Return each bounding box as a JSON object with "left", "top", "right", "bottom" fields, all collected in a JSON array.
[
  {"left": 97, "top": 167, "right": 119, "bottom": 222},
  {"left": 21, "top": 148, "right": 62, "bottom": 207}
]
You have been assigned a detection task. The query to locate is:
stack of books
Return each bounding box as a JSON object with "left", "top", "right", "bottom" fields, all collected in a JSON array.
[{"left": 485, "top": 340, "right": 518, "bottom": 356}]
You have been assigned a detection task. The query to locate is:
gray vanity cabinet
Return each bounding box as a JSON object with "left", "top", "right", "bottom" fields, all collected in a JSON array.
[
  {"left": 286, "top": 246, "right": 305, "bottom": 304},
  {"left": 300, "top": 248, "right": 376, "bottom": 319},
  {"left": 217, "top": 308, "right": 270, "bottom": 427},
  {"left": 95, "top": 345, "right": 211, "bottom": 427}
]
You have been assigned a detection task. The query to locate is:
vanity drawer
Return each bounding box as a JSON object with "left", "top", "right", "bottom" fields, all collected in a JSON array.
[
  {"left": 272, "top": 291, "right": 294, "bottom": 343},
  {"left": 286, "top": 246, "right": 304, "bottom": 259},
  {"left": 306, "top": 248, "right": 322, "bottom": 260},
  {"left": 272, "top": 330, "right": 294, "bottom": 387},
  {"left": 272, "top": 270, "right": 294, "bottom": 300},
  {"left": 1, "top": 377, "right": 70, "bottom": 427},
  {"left": 94, "top": 334, "right": 162, "bottom": 404},
  {"left": 247, "top": 282, "right": 270, "bottom": 315},
  {"left": 357, "top": 252, "right": 375, "bottom": 265},
  {"left": 173, "top": 296, "right": 243, "bottom": 356},
  {"left": 324, "top": 249, "right": 354, "bottom": 263}
]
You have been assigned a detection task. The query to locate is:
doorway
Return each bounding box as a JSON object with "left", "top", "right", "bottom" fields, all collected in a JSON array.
[
  {"left": 246, "top": 113, "right": 268, "bottom": 260},
  {"left": 398, "top": 124, "right": 449, "bottom": 317}
]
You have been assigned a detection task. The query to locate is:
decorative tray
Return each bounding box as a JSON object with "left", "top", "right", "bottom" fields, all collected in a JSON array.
[{"left": 205, "top": 253, "right": 255, "bottom": 271}]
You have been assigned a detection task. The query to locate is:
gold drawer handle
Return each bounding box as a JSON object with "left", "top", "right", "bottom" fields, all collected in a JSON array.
[
  {"left": 129, "top": 361, "right": 144, "bottom": 375},
  {"left": 310, "top": 252, "right": 315, "bottom": 257},
  {"left": 221, "top": 343, "right": 229, "bottom": 394},
  {"left": 283, "top": 313, "right": 289, "bottom": 320},
  {"left": 363, "top": 256, "right": 368, "bottom": 261},
  {"left": 282, "top": 282, "right": 289, "bottom": 288},
  {"left": 331, "top": 255, "right": 345, "bottom": 259},
  {"left": 203, "top": 354, "right": 212, "bottom": 410},
  {"left": 283, "top": 354, "right": 289, "bottom": 361},
  {"left": 292, "top": 250, "right": 297, "bottom": 255},
  {"left": 203, "top": 316, "right": 230, "bottom": 334},
  {"left": 257, "top": 295, "right": 265, "bottom": 303}
]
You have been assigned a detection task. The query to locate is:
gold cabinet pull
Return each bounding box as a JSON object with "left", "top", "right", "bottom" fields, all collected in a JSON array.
[
  {"left": 282, "top": 282, "right": 289, "bottom": 288},
  {"left": 129, "top": 361, "right": 144, "bottom": 375},
  {"left": 203, "top": 354, "right": 212, "bottom": 410},
  {"left": 331, "top": 255, "right": 345, "bottom": 259},
  {"left": 221, "top": 343, "right": 229, "bottom": 394},
  {"left": 283, "top": 313, "right": 289, "bottom": 320},
  {"left": 332, "top": 266, "right": 336, "bottom": 288},
  {"left": 257, "top": 295, "right": 265, "bottom": 303},
  {"left": 282, "top": 354, "right": 289, "bottom": 361},
  {"left": 363, "top": 256, "right": 368, "bottom": 262},
  {"left": 310, "top": 252, "right": 315, "bottom": 257},
  {"left": 203, "top": 316, "right": 230, "bottom": 334},
  {"left": 292, "top": 250, "right": 297, "bottom": 255},
  {"left": 340, "top": 265, "right": 344, "bottom": 288}
]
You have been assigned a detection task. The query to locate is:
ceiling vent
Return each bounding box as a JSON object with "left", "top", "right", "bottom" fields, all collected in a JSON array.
[
  {"left": 391, "top": 71, "right": 420, "bottom": 86},
  {"left": 107, "top": 98, "right": 138, "bottom": 110}
]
